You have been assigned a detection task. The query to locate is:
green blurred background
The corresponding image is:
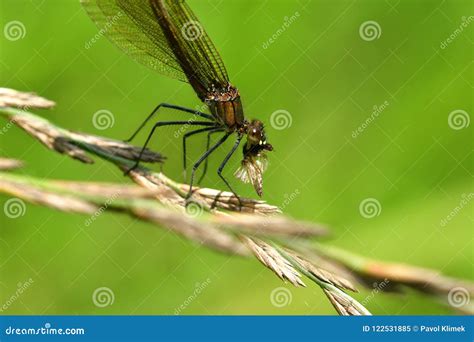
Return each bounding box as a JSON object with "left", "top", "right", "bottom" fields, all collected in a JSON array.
[{"left": 0, "top": 0, "right": 472, "bottom": 315}]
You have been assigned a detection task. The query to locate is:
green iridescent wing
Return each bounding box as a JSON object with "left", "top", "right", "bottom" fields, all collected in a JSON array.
[{"left": 81, "top": 0, "right": 230, "bottom": 98}]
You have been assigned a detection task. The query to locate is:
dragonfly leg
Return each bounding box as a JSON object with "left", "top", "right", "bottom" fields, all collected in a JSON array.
[
  {"left": 217, "top": 134, "right": 243, "bottom": 209},
  {"left": 182, "top": 126, "right": 222, "bottom": 182},
  {"left": 197, "top": 128, "right": 225, "bottom": 184},
  {"left": 125, "top": 103, "right": 214, "bottom": 143},
  {"left": 187, "top": 132, "right": 231, "bottom": 200},
  {"left": 125, "top": 120, "right": 215, "bottom": 175}
]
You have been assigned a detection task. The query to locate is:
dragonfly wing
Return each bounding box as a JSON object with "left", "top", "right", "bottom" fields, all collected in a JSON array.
[
  {"left": 81, "top": 0, "right": 231, "bottom": 99},
  {"left": 81, "top": 0, "right": 188, "bottom": 82},
  {"left": 151, "top": 0, "right": 230, "bottom": 99}
]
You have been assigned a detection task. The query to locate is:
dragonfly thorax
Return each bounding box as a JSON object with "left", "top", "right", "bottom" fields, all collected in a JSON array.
[{"left": 205, "top": 84, "right": 244, "bottom": 130}]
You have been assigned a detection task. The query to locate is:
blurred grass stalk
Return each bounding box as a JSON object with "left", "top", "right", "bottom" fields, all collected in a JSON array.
[{"left": 1, "top": 88, "right": 473, "bottom": 315}]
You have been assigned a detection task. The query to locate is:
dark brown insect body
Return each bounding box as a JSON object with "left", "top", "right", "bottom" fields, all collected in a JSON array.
[
  {"left": 82, "top": 0, "right": 273, "bottom": 200},
  {"left": 205, "top": 85, "right": 244, "bottom": 130}
]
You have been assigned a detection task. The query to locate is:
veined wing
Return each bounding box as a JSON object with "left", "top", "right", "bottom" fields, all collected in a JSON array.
[
  {"left": 81, "top": 0, "right": 187, "bottom": 82},
  {"left": 150, "top": 0, "right": 230, "bottom": 98},
  {"left": 81, "top": 0, "right": 230, "bottom": 99}
]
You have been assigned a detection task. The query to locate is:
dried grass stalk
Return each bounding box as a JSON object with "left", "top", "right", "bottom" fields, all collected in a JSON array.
[
  {"left": 300, "top": 242, "right": 474, "bottom": 314},
  {"left": 242, "top": 236, "right": 370, "bottom": 315},
  {"left": 0, "top": 87, "right": 55, "bottom": 109},
  {"left": 242, "top": 236, "right": 305, "bottom": 287},
  {"left": 284, "top": 249, "right": 357, "bottom": 292},
  {"left": 0, "top": 171, "right": 248, "bottom": 255},
  {"left": 0, "top": 158, "right": 24, "bottom": 171},
  {"left": 275, "top": 246, "right": 371, "bottom": 315},
  {"left": 0, "top": 89, "right": 328, "bottom": 253},
  {"left": 1, "top": 88, "right": 471, "bottom": 316},
  {"left": 323, "top": 288, "right": 369, "bottom": 316},
  {"left": 212, "top": 214, "right": 329, "bottom": 238}
]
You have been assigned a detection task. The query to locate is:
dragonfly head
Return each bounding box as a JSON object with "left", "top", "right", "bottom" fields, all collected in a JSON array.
[{"left": 244, "top": 119, "right": 273, "bottom": 156}]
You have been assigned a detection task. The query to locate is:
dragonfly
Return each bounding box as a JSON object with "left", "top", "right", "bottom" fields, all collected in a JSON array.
[{"left": 81, "top": 0, "right": 273, "bottom": 202}]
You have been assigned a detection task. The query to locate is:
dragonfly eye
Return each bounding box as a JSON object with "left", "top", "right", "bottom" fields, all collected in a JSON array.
[{"left": 247, "top": 129, "right": 261, "bottom": 144}]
